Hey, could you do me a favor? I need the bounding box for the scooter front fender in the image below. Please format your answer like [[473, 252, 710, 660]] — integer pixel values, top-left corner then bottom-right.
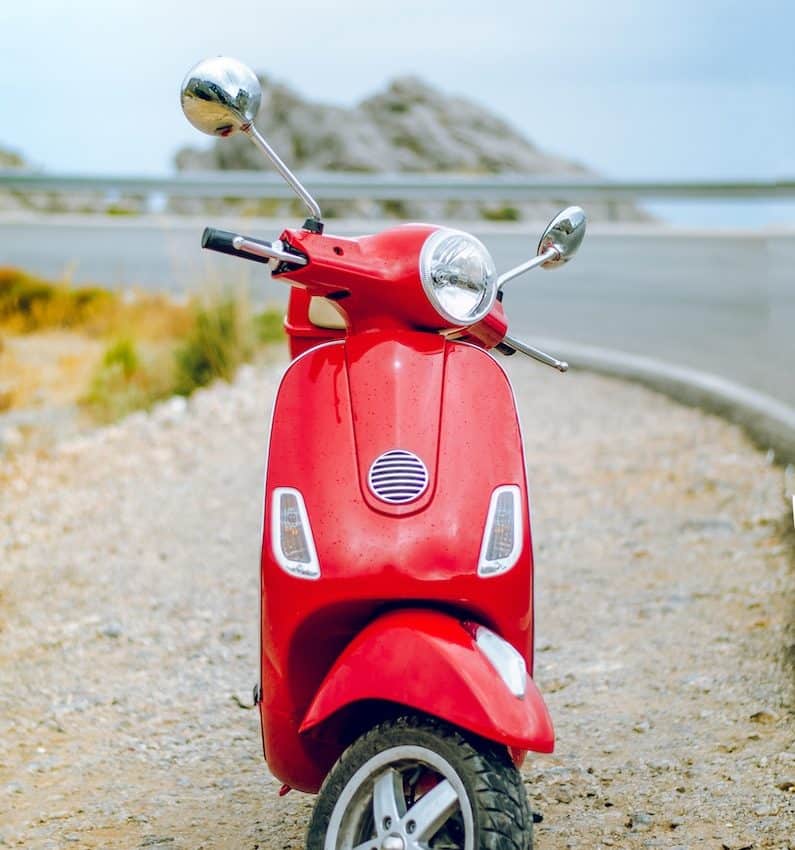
[[299, 609, 554, 754]]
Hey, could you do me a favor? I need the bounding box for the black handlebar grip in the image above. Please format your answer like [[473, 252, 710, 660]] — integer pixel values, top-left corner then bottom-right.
[[200, 227, 273, 266]]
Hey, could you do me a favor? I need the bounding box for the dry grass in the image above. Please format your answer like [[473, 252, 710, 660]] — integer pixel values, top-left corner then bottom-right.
[[0, 268, 286, 428], [0, 266, 193, 340], [0, 267, 114, 333], [0, 332, 105, 410]]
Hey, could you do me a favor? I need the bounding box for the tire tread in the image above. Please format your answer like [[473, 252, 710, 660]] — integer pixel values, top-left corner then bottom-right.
[[306, 714, 532, 850]]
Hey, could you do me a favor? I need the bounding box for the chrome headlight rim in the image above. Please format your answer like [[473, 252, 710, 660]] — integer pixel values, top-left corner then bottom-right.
[[419, 228, 498, 327]]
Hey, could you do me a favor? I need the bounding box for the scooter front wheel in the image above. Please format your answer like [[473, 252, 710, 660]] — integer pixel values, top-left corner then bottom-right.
[[306, 715, 532, 850]]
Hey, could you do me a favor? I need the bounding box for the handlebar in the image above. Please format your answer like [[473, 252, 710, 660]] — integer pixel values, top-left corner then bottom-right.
[[201, 227, 308, 267], [201, 226, 566, 373]]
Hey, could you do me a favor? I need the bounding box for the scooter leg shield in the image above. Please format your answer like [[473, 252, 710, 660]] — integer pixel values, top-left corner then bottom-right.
[[299, 609, 554, 754]]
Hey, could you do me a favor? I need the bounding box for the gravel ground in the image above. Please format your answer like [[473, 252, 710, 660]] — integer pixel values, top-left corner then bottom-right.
[[0, 354, 792, 849]]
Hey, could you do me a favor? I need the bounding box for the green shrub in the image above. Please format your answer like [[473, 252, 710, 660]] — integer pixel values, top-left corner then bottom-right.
[[173, 294, 253, 396], [83, 338, 173, 422], [101, 338, 139, 378], [482, 205, 521, 222], [253, 308, 285, 344]]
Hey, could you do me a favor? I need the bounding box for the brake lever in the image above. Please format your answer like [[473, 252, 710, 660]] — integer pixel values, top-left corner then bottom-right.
[[232, 236, 308, 266], [501, 333, 569, 372]]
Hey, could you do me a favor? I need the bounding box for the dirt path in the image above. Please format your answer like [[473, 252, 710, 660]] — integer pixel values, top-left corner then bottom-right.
[[0, 359, 792, 849]]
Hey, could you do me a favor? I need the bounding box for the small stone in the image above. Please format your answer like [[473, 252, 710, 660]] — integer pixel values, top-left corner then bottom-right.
[[775, 779, 794, 791], [99, 621, 123, 639], [749, 710, 777, 725], [680, 517, 734, 534], [633, 720, 651, 733], [219, 627, 243, 643], [683, 674, 713, 693], [626, 812, 653, 830], [545, 675, 574, 693], [753, 803, 777, 817], [230, 693, 255, 710]]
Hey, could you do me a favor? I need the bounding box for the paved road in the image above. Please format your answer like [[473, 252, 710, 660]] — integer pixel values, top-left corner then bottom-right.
[[1, 215, 792, 408]]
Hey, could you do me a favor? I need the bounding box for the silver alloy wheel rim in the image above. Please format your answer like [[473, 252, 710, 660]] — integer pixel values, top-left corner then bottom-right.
[[323, 745, 475, 850]]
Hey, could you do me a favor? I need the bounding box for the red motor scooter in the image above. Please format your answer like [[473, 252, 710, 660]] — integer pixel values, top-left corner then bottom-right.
[[182, 57, 586, 850]]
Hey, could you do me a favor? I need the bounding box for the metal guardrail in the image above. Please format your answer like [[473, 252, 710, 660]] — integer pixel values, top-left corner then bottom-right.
[[1, 170, 794, 202]]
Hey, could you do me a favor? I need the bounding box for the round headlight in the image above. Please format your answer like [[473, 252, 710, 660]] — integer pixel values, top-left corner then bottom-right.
[[419, 229, 497, 326]]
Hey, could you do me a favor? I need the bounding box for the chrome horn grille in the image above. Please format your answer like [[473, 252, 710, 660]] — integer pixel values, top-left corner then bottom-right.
[[367, 450, 429, 504]]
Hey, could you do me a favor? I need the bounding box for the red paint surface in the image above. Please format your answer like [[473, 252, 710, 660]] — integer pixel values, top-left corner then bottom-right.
[[300, 609, 554, 752], [278, 224, 509, 351], [259, 333, 544, 792], [247, 223, 548, 793]]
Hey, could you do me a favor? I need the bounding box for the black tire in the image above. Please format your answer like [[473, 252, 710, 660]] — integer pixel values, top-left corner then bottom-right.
[[306, 715, 532, 850]]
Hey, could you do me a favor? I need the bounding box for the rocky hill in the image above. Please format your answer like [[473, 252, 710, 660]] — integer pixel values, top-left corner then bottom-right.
[[0, 144, 25, 169], [175, 75, 644, 222]]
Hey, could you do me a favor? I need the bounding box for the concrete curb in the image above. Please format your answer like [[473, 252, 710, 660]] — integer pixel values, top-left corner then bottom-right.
[[534, 338, 795, 467]]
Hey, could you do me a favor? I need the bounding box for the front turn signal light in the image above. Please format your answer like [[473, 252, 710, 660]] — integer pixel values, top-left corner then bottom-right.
[[271, 487, 320, 579], [468, 623, 527, 698], [477, 485, 522, 577]]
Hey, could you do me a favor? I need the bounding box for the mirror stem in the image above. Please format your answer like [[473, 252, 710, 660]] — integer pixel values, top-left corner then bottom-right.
[[502, 334, 569, 372], [497, 246, 558, 290], [245, 125, 323, 224]]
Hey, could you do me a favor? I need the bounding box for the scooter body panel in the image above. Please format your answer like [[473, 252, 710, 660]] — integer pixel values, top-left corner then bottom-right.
[[300, 608, 554, 751], [259, 330, 541, 792]]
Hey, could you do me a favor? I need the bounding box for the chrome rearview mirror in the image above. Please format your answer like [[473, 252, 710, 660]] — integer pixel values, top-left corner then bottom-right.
[[497, 205, 587, 289], [180, 57, 323, 227], [181, 56, 262, 137], [537, 206, 586, 268]]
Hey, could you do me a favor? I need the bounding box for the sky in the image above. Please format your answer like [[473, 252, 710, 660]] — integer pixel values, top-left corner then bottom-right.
[[1, 0, 793, 223]]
